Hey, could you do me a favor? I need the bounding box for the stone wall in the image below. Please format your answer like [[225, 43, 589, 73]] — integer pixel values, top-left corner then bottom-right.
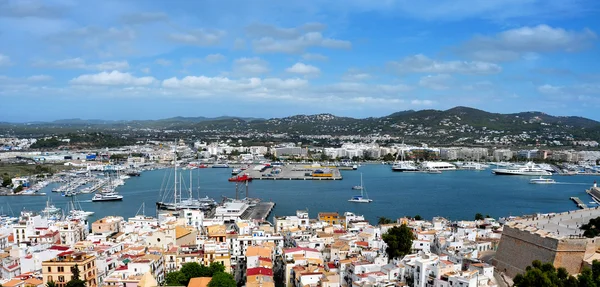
[[494, 226, 561, 277]]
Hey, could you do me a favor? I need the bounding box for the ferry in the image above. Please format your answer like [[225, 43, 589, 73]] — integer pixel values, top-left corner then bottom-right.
[[530, 177, 556, 184], [421, 161, 457, 171], [213, 163, 229, 168]]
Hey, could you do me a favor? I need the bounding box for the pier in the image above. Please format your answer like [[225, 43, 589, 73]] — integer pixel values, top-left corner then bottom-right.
[[570, 197, 588, 209], [241, 164, 343, 181], [242, 202, 275, 221]]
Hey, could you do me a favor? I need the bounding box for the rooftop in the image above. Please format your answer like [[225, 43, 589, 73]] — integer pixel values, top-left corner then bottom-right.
[[506, 208, 600, 238]]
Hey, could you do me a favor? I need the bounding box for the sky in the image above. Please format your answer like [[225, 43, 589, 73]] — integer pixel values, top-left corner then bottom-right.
[[1, 0, 599, 122]]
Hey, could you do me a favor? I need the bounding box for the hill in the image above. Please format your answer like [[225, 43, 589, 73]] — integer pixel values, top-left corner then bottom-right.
[[1, 107, 600, 145]]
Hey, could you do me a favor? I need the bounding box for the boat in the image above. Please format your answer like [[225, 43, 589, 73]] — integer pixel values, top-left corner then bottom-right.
[[228, 174, 253, 182], [198, 164, 208, 168], [492, 162, 552, 176], [352, 165, 358, 170], [232, 168, 241, 175], [421, 161, 457, 171], [391, 144, 419, 172], [427, 168, 442, 174], [349, 174, 373, 203], [156, 150, 217, 211], [212, 163, 229, 168], [92, 192, 123, 202], [529, 177, 556, 184], [126, 171, 141, 177], [42, 199, 61, 214], [460, 162, 489, 170], [352, 173, 364, 190]]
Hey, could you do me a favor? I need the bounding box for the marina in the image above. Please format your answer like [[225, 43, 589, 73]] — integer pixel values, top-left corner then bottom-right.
[[570, 197, 588, 209], [2, 164, 599, 223], [240, 164, 343, 180]]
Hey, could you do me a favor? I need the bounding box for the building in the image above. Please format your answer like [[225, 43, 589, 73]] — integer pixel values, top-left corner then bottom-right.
[[91, 216, 123, 236], [494, 209, 600, 277], [318, 212, 340, 226], [42, 252, 98, 287]]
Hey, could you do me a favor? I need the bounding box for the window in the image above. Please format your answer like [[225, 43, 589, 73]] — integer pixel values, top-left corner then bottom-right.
[[48, 267, 52, 272], [58, 276, 65, 282], [58, 267, 64, 272], [48, 276, 53, 282]]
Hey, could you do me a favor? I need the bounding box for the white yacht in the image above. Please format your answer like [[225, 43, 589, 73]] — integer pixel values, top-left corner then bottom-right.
[[530, 177, 556, 184], [392, 161, 419, 172], [421, 161, 457, 171], [492, 162, 552, 176], [349, 174, 372, 203], [460, 162, 489, 170], [92, 192, 123, 202], [42, 199, 61, 215]]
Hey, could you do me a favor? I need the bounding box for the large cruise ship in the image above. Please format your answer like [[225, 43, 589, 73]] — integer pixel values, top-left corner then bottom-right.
[[492, 162, 552, 176]]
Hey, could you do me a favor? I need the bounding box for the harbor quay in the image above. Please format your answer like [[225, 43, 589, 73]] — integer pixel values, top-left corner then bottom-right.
[[240, 164, 343, 180]]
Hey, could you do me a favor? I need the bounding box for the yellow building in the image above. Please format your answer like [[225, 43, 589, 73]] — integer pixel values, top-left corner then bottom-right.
[[318, 212, 340, 226], [42, 252, 98, 287]]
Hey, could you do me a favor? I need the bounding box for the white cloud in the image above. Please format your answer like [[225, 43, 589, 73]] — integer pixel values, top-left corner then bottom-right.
[[411, 99, 435, 105], [253, 32, 351, 54], [302, 53, 328, 61], [388, 54, 501, 74], [285, 63, 320, 75], [27, 75, 52, 81], [141, 67, 151, 74], [205, 53, 226, 63], [120, 12, 168, 24], [342, 69, 371, 81], [70, 70, 156, 86], [233, 38, 246, 50], [95, 61, 130, 70], [155, 59, 172, 66], [233, 57, 270, 75], [168, 29, 225, 46], [0, 54, 11, 66], [459, 25, 597, 62], [33, 58, 130, 70], [245, 22, 326, 39], [419, 74, 452, 90], [538, 83, 600, 100]]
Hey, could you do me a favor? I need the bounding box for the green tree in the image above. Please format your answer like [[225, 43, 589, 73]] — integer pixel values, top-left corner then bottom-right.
[[319, 153, 329, 161], [382, 224, 414, 260], [13, 185, 23, 193], [208, 272, 236, 287], [2, 175, 11, 187], [475, 213, 484, 221], [414, 215, 422, 220], [377, 217, 394, 225], [513, 260, 580, 287], [209, 262, 225, 275], [65, 265, 86, 287], [581, 217, 600, 238], [165, 271, 187, 286], [382, 153, 395, 162], [46, 281, 57, 287]]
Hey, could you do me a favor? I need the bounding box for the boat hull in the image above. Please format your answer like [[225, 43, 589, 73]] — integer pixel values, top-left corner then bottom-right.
[[492, 170, 552, 176], [92, 197, 123, 202]]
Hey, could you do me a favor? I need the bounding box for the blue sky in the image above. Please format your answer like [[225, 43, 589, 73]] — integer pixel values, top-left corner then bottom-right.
[[1, 0, 599, 121]]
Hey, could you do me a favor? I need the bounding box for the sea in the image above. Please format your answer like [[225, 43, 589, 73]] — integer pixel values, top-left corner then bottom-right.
[[1, 164, 598, 224]]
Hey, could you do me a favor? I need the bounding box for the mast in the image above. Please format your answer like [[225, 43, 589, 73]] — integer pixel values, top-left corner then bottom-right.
[[189, 168, 193, 200], [174, 149, 178, 206]]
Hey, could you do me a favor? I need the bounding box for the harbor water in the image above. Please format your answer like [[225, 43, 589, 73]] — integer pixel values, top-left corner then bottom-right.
[[1, 164, 597, 223]]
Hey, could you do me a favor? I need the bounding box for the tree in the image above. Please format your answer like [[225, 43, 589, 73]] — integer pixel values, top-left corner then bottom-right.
[[475, 213, 484, 221], [208, 272, 236, 287], [13, 185, 24, 193], [378, 217, 394, 225], [414, 215, 422, 220], [209, 262, 225, 275], [319, 153, 329, 161], [1, 176, 11, 187], [65, 265, 85, 287], [513, 260, 586, 287], [382, 224, 414, 259], [165, 271, 187, 286], [46, 281, 57, 287], [581, 217, 600, 238]]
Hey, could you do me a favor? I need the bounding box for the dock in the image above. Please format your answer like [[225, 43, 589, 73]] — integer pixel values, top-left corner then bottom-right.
[[242, 202, 275, 221], [570, 197, 588, 209], [241, 164, 343, 180]]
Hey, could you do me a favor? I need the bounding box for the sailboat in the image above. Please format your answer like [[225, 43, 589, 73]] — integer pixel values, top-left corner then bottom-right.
[[352, 173, 364, 190], [156, 149, 216, 212], [68, 195, 95, 219], [349, 173, 373, 203]]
